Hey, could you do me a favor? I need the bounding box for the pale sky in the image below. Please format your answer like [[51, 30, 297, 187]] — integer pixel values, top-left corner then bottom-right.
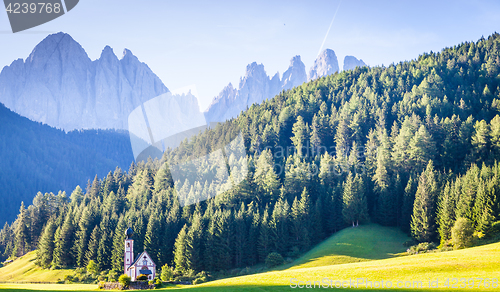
[[1, 0, 499, 110]]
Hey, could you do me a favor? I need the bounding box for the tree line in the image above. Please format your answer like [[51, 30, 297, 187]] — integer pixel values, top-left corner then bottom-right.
[[1, 33, 500, 276]]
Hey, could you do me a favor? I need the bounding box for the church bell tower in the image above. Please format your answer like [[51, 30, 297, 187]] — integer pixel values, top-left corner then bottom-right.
[[124, 226, 134, 275]]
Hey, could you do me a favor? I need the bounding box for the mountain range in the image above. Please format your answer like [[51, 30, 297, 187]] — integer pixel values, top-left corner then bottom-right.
[[0, 32, 366, 130], [205, 49, 367, 123]]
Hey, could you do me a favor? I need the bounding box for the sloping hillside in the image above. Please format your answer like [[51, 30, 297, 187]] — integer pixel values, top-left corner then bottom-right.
[[194, 241, 500, 291], [0, 251, 73, 283], [288, 224, 410, 269]]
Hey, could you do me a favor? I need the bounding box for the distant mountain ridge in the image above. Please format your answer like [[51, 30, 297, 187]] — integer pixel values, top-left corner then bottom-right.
[[205, 49, 366, 123], [343, 56, 367, 71], [0, 32, 168, 131], [205, 56, 307, 123]]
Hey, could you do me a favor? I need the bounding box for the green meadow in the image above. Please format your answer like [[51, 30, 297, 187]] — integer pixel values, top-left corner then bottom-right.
[[0, 224, 498, 291]]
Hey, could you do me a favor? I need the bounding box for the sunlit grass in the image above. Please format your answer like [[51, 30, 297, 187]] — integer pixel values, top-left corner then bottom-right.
[[1, 225, 499, 291], [287, 224, 410, 269], [0, 252, 73, 283]]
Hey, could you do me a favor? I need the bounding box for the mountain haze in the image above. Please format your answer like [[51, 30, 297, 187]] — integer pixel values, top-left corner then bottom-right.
[[206, 50, 347, 123], [343, 55, 367, 71], [0, 32, 168, 131]]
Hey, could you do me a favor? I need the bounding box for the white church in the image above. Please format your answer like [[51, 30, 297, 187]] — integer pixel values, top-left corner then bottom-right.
[[124, 226, 157, 281]]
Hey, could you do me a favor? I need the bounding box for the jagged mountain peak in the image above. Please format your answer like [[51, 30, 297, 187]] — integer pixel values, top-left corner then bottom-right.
[[308, 48, 339, 81], [343, 55, 367, 71], [281, 55, 307, 91], [27, 32, 89, 66]]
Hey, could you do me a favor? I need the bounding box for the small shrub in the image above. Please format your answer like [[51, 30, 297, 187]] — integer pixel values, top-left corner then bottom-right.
[[161, 264, 175, 281], [118, 274, 131, 288], [406, 242, 437, 255], [87, 260, 99, 276], [265, 252, 284, 268], [137, 274, 149, 281], [238, 267, 252, 276], [107, 269, 120, 282], [148, 280, 155, 285], [155, 278, 162, 285], [193, 278, 205, 285], [452, 217, 474, 249], [63, 274, 74, 284], [287, 246, 301, 258]]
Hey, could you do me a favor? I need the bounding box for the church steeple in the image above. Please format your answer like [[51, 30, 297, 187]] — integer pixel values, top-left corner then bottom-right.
[[124, 224, 134, 275], [125, 226, 133, 239]]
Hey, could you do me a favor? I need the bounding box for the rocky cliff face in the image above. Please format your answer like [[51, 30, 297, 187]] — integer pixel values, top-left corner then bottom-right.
[[0, 32, 168, 131], [205, 56, 307, 123], [343, 55, 367, 71], [308, 49, 339, 81]]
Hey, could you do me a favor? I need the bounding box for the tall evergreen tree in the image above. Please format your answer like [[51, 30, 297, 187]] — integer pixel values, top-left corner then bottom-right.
[[437, 182, 456, 244], [411, 161, 439, 242], [36, 219, 57, 268], [12, 202, 30, 257], [342, 173, 368, 226]]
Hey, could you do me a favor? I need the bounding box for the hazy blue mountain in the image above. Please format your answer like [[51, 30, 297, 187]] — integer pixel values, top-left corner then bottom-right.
[[205, 56, 307, 123], [343, 55, 367, 71], [0, 32, 168, 131]]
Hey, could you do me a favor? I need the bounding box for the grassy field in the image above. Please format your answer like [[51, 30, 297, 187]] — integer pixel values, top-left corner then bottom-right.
[[190, 241, 500, 291], [0, 252, 73, 283], [0, 224, 498, 291], [286, 224, 410, 269]]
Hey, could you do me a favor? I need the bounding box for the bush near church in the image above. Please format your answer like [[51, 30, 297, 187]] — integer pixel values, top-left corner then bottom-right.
[[118, 274, 131, 288]]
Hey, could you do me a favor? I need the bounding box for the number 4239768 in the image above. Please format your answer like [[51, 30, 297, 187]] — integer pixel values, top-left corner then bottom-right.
[[5, 2, 62, 14]]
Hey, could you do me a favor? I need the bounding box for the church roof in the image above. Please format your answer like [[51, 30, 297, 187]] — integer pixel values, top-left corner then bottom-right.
[[129, 250, 156, 269]]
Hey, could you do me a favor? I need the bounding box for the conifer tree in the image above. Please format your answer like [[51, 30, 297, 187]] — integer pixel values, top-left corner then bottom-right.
[[12, 202, 30, 257], [342, 173, 368, 226], [173, 224, 189, 272], [85, 226, 100, 265], [474, 180, 496, 234], [291, 116, 309, 156], [437, 182, 456, 244], [411, 161, 439, 242], [53, 210, 76, 267], [111, 216, 126, 272], [409, 125, 436, 172], [185, 213, 204, 271], [258, 207, 272, 262], [36, 219, 57, 268], [97, 216, 113, 271]]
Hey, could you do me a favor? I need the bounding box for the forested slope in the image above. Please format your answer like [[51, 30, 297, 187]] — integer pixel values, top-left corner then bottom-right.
[[1, 34, 500, 281], [0, 102, 134, 225]]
